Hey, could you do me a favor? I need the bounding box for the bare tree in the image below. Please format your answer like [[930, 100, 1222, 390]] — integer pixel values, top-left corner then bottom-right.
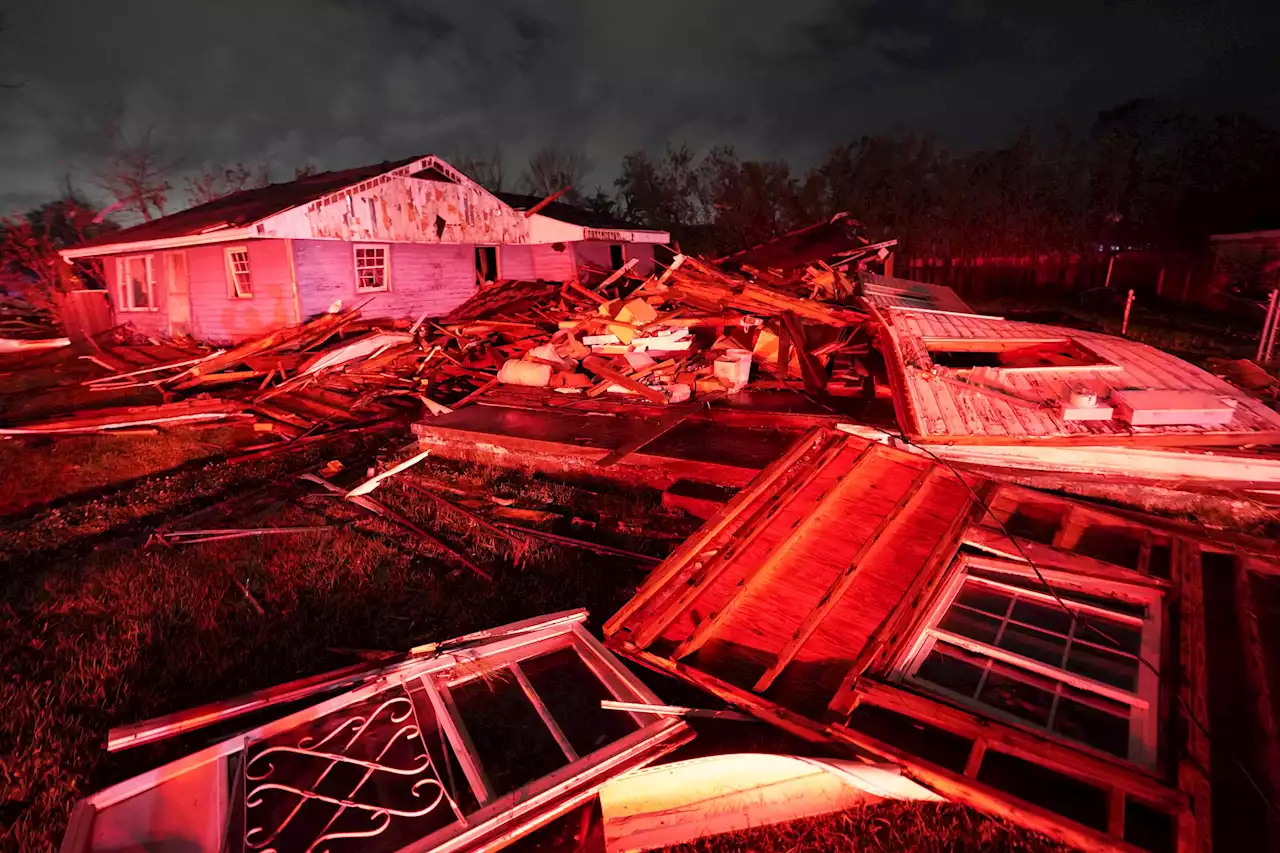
[[185, 162, 271, 205], [94, 123, 175, 223], [451, 148, 505, 192], [521, 146, 591, 200]]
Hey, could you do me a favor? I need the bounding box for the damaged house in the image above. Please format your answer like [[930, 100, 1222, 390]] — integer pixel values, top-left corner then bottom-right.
[[58, 156, 668, 343]]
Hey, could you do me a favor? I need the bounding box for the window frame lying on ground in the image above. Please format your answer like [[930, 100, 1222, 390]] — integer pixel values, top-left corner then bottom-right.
[[60, 610, 689, 853], [224, 246, 253, 299], [892, 554, 1163, 769], [115, 254, 156, 312], [354, 243, 390, 293]]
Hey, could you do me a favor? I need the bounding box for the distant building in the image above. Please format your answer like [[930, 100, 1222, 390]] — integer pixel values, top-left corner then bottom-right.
[[59, 156, 668, 342]]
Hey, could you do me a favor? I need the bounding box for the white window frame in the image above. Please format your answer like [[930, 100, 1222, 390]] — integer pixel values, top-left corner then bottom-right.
[[894, 555, 1162, 768], [353, 243, 390, 293], [224, 246, 253, 299], [115, 255, 157, 312]]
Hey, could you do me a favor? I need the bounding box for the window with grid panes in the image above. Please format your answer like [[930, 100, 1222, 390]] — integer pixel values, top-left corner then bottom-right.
[[897, 560, 1161, 767], [355, 245, 389, 291]]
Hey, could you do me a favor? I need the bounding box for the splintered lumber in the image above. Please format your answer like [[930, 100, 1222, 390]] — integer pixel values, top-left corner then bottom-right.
[[0, 400, 249, 435], [582, 356, 667, 404], [398, 478, 520, 544], [301, 473, 492, 580], [599, 700, 754, 721], [778, 311, 827, 391], [158, 526, 335, 545], [495, 522, 661, 564], [346, 449, 432, 497]]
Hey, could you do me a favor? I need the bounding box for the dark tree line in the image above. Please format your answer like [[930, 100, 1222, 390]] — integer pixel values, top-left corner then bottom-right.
[[606, 99, 1280, 259]]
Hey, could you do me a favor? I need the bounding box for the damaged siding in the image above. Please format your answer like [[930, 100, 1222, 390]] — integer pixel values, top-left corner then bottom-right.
[[263, 176, 531, 245], [500, 243, 577, 281], [187, 242, 294, 343], [292, 239, 475, 321]]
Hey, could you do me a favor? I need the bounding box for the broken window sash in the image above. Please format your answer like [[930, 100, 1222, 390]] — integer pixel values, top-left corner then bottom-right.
[[894, 555, 1162, 768], [226, 247, 253, 298], [63, 612, 688, 853], [117, 255, 155, 311], [355, 245, 390, 292]]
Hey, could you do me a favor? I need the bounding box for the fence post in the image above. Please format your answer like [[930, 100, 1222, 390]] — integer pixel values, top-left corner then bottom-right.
[[1122, 289, 1135, 336], [1259, 289, 1279, 364]]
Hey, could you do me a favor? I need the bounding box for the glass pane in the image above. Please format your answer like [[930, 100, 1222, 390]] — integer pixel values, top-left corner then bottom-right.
[[1053, 686, 1131, 758], [917, 643, 986, 697], [978, 666, 1054, 726], [939, 606, 1002, 644], [999, 622, 1068, 667], [955, 582, 1012, 617], [1074, 619, 1142, 656], [243, 685, 458, 853], [1066, 643, 1139, 691], [450, 667, 568, 797], [1010, 597, 1072, 635], [519, 647, 639, 757]]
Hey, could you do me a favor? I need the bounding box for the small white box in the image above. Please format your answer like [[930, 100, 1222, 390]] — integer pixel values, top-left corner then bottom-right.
[[1111, 390, 1237, 427]]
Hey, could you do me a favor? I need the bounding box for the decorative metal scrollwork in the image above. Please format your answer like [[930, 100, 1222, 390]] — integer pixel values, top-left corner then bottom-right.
[[245, 695, 449, 853]]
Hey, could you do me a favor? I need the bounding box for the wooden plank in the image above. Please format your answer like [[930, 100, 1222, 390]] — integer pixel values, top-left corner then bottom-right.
[[668, 443, 877, 661], [398, 479, 520, 544], [582, 356, 668, 404], [751, 465, 935, 692], [595, 404, 704, 468], [424, 679, 495, 806], [631, 436, 855, 650], [778, 310, 827, 391], [1173, 540, 1212, 853], [833, 479, 984, 693], [1234, 557, 1280, 846], [604, 428, 833, 638]]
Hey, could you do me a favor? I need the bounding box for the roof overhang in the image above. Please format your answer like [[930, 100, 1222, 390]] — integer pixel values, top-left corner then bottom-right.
[[525, 213, 668, 245], [59, 227, 258, 261]]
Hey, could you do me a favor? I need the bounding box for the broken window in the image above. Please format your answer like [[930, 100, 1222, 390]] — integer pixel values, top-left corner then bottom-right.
[[897, 557, 1161, 767], [116, 255, 154, 311], [925, 338, 1110, 371], [225, 247, 252, 298], [60, 612, 688, 853], [355, 245, 389, 292], [474, 246, 498, 283]]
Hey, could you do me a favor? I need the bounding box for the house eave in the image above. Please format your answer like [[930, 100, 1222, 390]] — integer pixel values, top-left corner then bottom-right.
[[59, 228, 259, 261]]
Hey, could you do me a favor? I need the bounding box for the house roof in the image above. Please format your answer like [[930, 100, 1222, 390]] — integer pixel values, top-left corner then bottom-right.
[[493, 192, 646, 231], [72, 158, 421, 251]]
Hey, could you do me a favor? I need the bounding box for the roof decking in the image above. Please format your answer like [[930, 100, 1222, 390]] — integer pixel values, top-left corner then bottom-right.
[[880, 307, 1280, 446]]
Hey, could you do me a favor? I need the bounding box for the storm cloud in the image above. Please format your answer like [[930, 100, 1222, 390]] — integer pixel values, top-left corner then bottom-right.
[[1, 0, 1278, 215]]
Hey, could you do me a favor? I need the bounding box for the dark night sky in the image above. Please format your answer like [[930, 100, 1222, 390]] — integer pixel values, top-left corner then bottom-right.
[[2, 0, 1278, 216]]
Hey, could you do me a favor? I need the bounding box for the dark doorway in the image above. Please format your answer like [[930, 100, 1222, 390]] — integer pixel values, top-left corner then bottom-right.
[[609, 244, 625, 271], [475, 246, 498, 283]]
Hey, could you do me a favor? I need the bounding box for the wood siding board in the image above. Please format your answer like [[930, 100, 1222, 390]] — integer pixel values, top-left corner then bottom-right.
[[753, 464, 938, 693], [186, 242, 294, 342], [1174, 540, 1212, 853]]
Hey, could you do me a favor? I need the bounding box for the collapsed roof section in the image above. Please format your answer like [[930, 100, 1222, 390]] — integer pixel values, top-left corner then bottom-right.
[[61, 610, 690, 853], [605, 426, 1280, 853]]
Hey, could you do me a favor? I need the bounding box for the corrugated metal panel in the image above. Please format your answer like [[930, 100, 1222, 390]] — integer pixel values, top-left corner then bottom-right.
[[186, 242, 295, 343]]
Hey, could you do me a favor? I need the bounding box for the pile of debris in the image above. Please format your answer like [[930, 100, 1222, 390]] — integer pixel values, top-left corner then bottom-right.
[[0, 295, 69, 352], [0, 254, 883, 445]]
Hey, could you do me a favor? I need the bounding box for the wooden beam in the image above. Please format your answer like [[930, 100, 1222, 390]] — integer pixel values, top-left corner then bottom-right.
[[603, 428, 832, 638], [582, 356, 667, 404], [595, 404, 704, 468], [751, 465, 935, 692], [1173, 540, 1212, 853], [1234, 556, 1280, 847], [669, 443, 876, 661], [778, 310, 827, 391]]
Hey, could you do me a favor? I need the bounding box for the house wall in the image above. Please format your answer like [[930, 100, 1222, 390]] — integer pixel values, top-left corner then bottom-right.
[[263, 174, 531, 245], [186, 241, 296, 343], [105, 251, 168, 338], [293, 239, 476, 322], [500, 243, 577, 281], [572, 241, 657, 277]]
